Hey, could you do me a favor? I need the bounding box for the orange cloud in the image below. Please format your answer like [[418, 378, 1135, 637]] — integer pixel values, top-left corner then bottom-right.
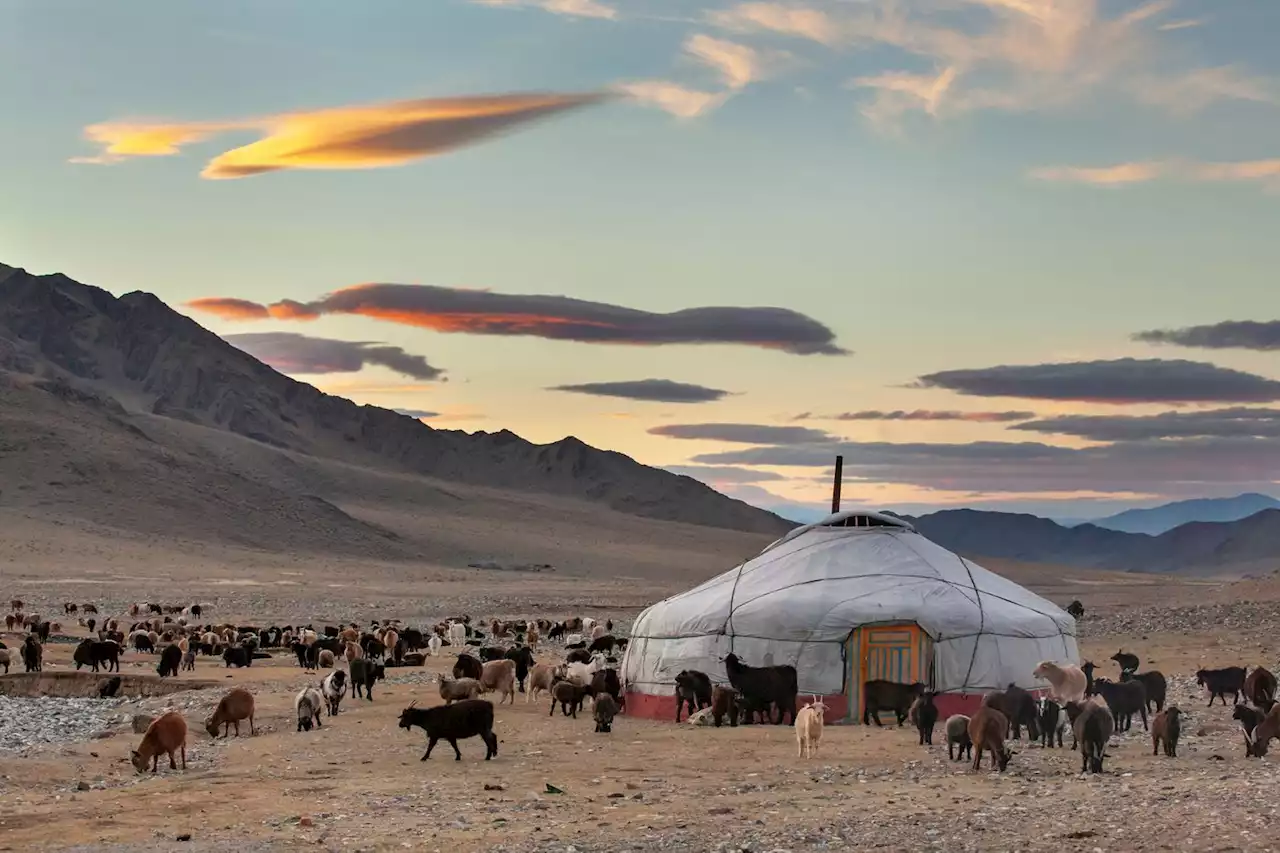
[[1031, 158, 1280, 188], [186, 297, 270, 319], [74, 92, 610, 179]]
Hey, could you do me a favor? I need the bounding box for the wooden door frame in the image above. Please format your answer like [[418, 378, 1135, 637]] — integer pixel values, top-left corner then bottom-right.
[[843, 621, 935, 723]]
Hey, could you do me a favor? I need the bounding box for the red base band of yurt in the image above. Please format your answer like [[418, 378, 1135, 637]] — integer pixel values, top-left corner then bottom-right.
[[619, 510, 1079, 724]]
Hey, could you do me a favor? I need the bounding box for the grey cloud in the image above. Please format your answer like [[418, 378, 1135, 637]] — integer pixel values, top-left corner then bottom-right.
[[1013, 407, 1280, 441], [224, 332, 444, 380], [396, 409, 441, 420], [823, 409, 1036, 423], [549, 379, 730, 403], [916, 358, 1280, 403], [1134, 320, 1280, 351], [664, 465, 788, 484], [691, 436, 1280, 495], [649, 423, 834, 444], [195, 284, 847, 355]]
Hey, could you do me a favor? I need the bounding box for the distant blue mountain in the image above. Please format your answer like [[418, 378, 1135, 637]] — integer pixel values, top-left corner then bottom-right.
[[1090, 493, 1280, 535]]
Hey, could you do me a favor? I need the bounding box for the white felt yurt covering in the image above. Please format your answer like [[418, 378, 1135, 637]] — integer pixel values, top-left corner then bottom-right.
[[622, 510, 1078, 701]]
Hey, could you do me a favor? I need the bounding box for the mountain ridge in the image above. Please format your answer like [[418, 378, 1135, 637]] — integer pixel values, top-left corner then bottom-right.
[[1088, 492, 1280, 535]]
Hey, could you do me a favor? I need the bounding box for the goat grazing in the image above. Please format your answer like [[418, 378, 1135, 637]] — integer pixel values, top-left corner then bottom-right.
[[1196, 666, 1247, 707], [131, 711, 188, 774], [795, 696, 828, 758], [946, 714, 972, 761], [1152, 706, 1181, 757], [205, 688, 256, 738], [968, 707, 1012, 772], [398, 699, 498, 761]]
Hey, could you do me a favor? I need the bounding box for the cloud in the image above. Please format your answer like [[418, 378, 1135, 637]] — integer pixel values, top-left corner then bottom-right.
[[1126, 66, 1278, 114], [396, 409, 441, 420], [223, 332, 445, 380], [1013, 407, 1280, 441], [664, 464, 788, 484], [1157, 18, 1203, 32], [850, 67, 958, 130], [821, 409, 1037, 423], [187, 283, 848, 355], [75, 91, 610, 178], [1030, 158, 1280, 189], [915, 358, 1280, 404], [548, 378, 730, 403], [691, 436, 1280, 495], [1134, 320, 1280, 352], [684, 34, 776, 90], [614, 81, 728, 117], [708, 3, 843, 46], [472, 0, 617, 19], [648, 423, 834, 444]]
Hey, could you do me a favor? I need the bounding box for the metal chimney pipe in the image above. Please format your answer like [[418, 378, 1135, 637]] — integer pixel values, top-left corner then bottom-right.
[[831, 455, 844, 514]]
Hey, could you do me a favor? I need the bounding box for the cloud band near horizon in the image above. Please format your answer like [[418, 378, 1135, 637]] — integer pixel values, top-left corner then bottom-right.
[[188, 283, 847, 354], [549, 378, 730, 403], [224, 332, 444, 380]]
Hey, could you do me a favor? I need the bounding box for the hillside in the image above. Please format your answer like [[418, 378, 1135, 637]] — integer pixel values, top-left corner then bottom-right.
[[0, 262, 790, 542], [0, 262, 794, 580], [1090, 493, 1280, 535], [907, 507, 1280, 576]]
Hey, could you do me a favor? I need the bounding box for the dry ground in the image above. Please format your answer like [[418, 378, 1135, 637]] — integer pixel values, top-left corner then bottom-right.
[[3, 559, 1280, 852]]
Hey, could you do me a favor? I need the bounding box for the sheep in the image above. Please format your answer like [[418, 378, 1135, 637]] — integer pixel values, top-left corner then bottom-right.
[[1120, 669, 1168, 713], [863, 680, 924, 727], [1068, 700, 1115, 773], [205, 687, 256, 738], [453, 653, 483, 680], [526, 663, 556, 704], [724, 653, 798, 725], [1245, 666, 1277, 707], [295, 687, 323, 732], [968, 706, 1013, 772], [447, 622, 466, 648], [946, 714, 972, 761], [322, 670, 347, 716], [428, 634, 442, 656], [551, 678, 589, 718], [1233, 703, 1266, 755], [1151, 706, 1181, 757], [479, 659, 517, 705], [131, 711, 188, 774], [438, 674, 484, 704], [594, 694, 620, 732], [1196, 666, 1247, 707], [398, 699, 498, 761], [1092, 678, 1149, 732], [350, 659, 386, 701], [318, 649, 336, 669], [1038, 698, 1067, 748], [1111, 649, 1140, 674], [1032, 661, 1087, 703], [795, 696, 828, 758], [909, 691, 939, 745], [157, 644, 182, 678], [1245, 704, 1280, 757], [711, 685, 740, 727]]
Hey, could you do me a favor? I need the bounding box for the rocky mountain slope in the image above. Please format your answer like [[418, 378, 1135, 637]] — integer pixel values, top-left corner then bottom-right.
[[906, 507, 1280, 576], [0, 262, 791, 561]]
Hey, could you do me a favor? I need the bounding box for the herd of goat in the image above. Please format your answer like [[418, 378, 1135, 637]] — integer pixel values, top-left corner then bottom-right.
[[5, 599, 1280, 777]]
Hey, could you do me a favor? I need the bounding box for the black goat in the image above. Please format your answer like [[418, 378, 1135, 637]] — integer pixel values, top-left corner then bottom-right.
[[1110, 649, 1139, 674], [1067, 700, 1114, 773], [453, 653, 483, 680], [588, 635, 620, 654], [1120, 669, 1167, 713], [398, 699, 498, 761], [674, 670, 712, 722], [1197, 666, 1247, 707], [73, 639, 121, 673], [506, 646, 536, 692], [350, 659, 386, 700], [222, 646, 252, 668], [478, 646, 506, 663], [156, 644, 182, 678], [909, 691, 939, 745], [22, 636, 42, 672], [1245, 666, 1277, 707], [1093, 678, 1149, 732], [551, 678, 589, 718], [1066, 600, 1084, 619], [98, 676, 122, 698], [999, 684, 1040, 741], [724, 653, 797, 725], [864, 680, 925, 727], [1233, 703, 1266, 756], [1038, 699, 1065, 748], [565, 648, 592, 665]]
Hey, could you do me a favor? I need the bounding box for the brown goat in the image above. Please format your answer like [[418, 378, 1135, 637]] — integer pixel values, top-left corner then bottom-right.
[[711, 685, 740, 727], [1245, 703, 1280, 756], [479, 659, 517, 705], [968, 706, 1012, 772], [131, 711, 188, 773], [1151, 706, 1181, 757], [205, 688, 256, 738]]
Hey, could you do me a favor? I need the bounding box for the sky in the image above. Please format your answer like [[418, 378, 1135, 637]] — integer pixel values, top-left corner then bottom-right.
[[3, 0, 1280, 522]]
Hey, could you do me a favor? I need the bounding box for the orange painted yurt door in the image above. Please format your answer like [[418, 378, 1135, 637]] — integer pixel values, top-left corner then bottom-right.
[[845, 623, 933, 724]]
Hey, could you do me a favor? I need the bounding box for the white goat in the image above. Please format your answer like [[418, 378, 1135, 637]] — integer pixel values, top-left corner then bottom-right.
[[427, 634, 442, 656], [795, 695, 828, 758]]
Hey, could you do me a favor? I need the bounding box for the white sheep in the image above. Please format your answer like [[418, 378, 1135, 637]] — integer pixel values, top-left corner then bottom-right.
[[795, 695, 828, 758], [427, 634, 442, 656]]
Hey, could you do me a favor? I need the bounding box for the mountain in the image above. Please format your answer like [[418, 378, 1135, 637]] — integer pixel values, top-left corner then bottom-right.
[[0, 262, 791, 572], [1089, 493, 1280, 535], [906, 507, 1280, 576]]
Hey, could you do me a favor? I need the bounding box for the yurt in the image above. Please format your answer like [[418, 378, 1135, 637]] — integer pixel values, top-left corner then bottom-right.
[[621, 509, 1078, 722]]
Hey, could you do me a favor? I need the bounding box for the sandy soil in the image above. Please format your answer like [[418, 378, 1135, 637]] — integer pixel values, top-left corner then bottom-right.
[[2, 560, 1280, 853]]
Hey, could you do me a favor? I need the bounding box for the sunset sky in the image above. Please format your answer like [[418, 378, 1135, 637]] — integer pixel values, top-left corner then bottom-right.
[[3, 0, 1279, 520]]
